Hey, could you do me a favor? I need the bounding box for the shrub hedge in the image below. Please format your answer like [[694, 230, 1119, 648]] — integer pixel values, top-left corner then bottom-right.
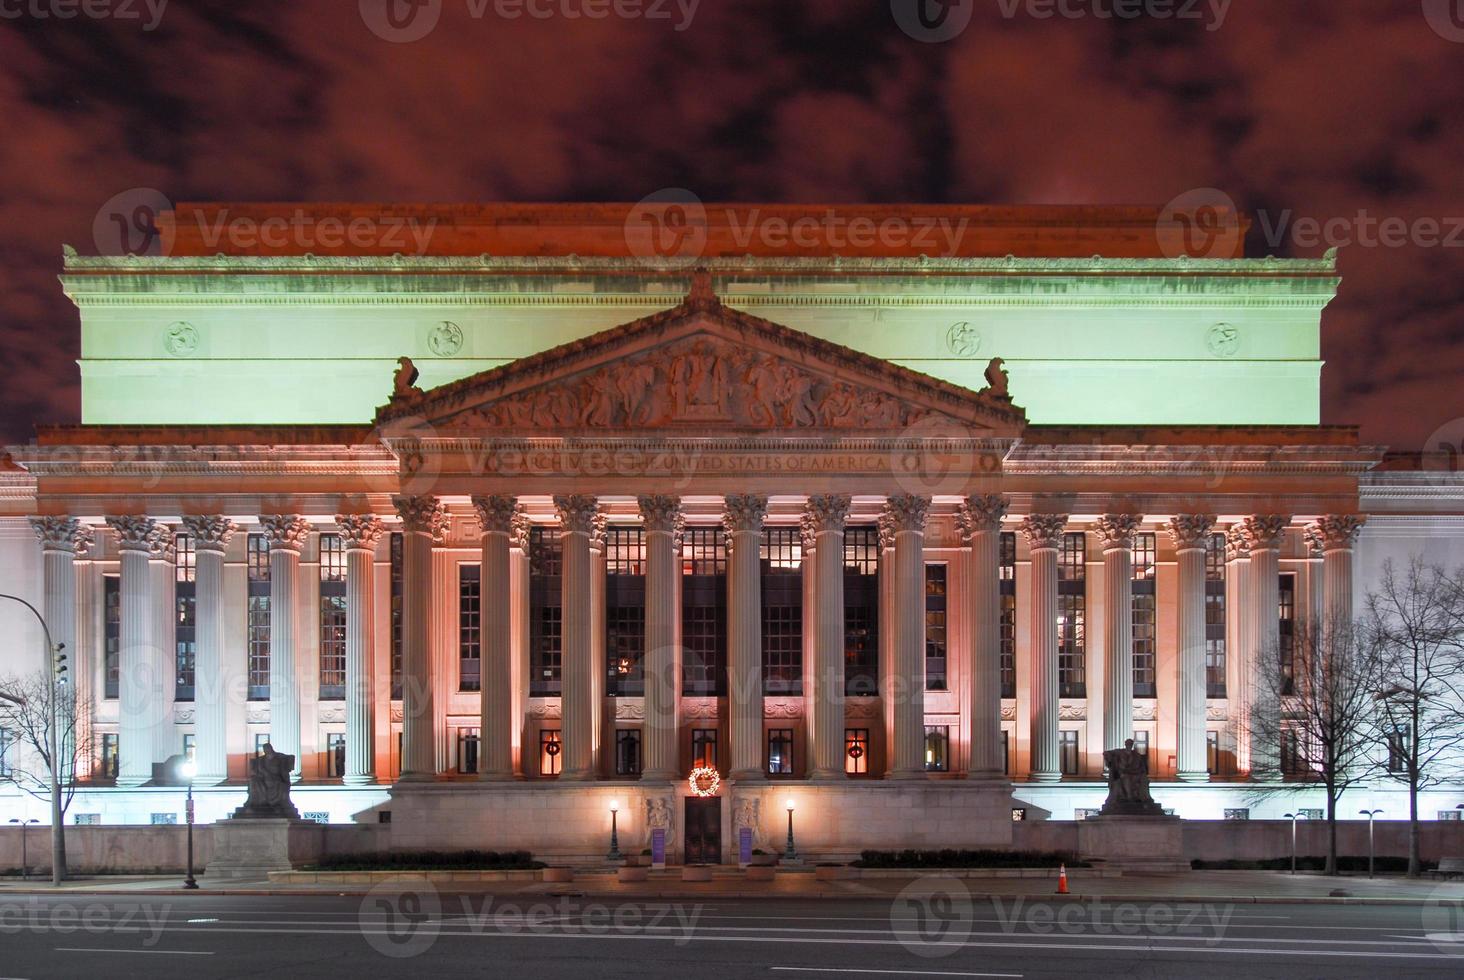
[[853, 849, 1090, 869]]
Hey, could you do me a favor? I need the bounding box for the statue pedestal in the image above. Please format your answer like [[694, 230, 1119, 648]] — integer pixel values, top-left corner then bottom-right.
[[207, 818, 322, 879], [1077, 815, 1188, 873]]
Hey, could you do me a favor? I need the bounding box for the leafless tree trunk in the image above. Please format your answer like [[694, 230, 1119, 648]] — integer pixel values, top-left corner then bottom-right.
[[0, 670, 90, 881]]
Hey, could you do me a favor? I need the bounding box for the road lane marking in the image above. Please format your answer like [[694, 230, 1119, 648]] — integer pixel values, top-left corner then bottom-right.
[[54, 948, 214, 956], [772, 969, 1021, 977]]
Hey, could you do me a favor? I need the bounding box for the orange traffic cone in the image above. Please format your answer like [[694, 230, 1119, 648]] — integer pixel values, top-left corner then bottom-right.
[[1056, 863, 1069, 895]]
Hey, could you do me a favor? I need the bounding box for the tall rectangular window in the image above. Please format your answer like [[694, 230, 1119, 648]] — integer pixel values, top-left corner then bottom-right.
[[246, 534, 271, 700], [0, 728, 11, 777], [844, 728, 869, 775], [1280, 728, 1304, 775], [1206, 730, 1220, 775], [1000, 532, 1016, 698], [319, 534, 347, 700], [691, 728, 718, 769], [456, 728, 479, 774], [530, 527, 563, 697], [103, 574, 120, 699], [1000, 730, 1010, 775], [767, 728, 794, 776], [459, 564, 481, 692], [1205, 533, 1226, 696], [539, 729, 562, 776], [1132, 532, 1157, 698], [924, 725, 950, 772], [390, 532, 403, 699], [761, 528, 803, 696], [1278, 573, 1297, 695], [174, 533, 197, 701], [606, 526, 645, 697], [101, 733, 119, 779], [1131, 729, 1150, 761], [615, 729, 642, 777], [1058, 730, 1080, 775], [844, 526, 879, 696], [327, 732, 347, 778], [682, 527, 727, 696], [1058, 533, 1086, 697], [924, 564, 948, 691]]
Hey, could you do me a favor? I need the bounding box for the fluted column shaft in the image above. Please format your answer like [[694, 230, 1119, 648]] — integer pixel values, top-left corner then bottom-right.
[[555, 495, 599, 780], [1096, 515, 1139, 753], [181, 517, 235, 785], [337, 515, 383, 786], [725, 495, 768, 780], [393, 498, 443, 781], [1241, 516, 1288, 777], [1312, 516, 1365, 634], [261, 515, 309, 778], [1226, 528, 1254, 774], [1170, 515, 1215, 782], [958, 497, 1008, 779], [472, 497, 519, 780], [150, 533, 177, 766], [805, 496, 850, 780], [886, 495, 931, 779], [639, 495, 683, 780], [107, 516, 156, 787], [31, 518, 87, 784], [1023, 514, 1067, 783]]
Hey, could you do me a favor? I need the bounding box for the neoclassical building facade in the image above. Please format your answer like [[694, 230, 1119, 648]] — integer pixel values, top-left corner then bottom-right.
[[2, 204, 1461, 855]]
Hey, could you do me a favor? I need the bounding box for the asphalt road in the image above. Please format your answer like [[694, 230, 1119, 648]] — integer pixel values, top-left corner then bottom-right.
[[1, 892, 1462, 978]]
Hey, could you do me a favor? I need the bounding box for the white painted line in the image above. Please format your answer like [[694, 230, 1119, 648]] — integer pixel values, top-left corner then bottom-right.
[[772, 969, 1021, 977], [54, 948, 214, 956]]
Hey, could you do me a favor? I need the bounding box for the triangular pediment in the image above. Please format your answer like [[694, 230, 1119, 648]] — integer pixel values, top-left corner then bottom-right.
[[377, 277, 1026, 436]]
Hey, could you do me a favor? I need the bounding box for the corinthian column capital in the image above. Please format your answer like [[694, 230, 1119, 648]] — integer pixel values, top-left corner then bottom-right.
[[1093, 514, 1142, 552], [260, 514, 312, 551], [182, 516, 238, 553], [148, 525, 177, 563], [1165, 514, 1216, 551], [803, 494, 852, 535], [553, 494, 601, 536], [392, 496, 448, 540], [1225, 524, 1250, 560], [637, 495, 684, 534], [31, 516, 91, 555], [722, 494, 769, 535], [881, 494, 931, 534], [106, 515, 159, 552], [1239, 514, 1290, 552], [1020, 513, 1068, 551], [955, 494, 1009, 539], [471, 495, 523, 536], [335, 514, 386, 550], [1307, 514, 1366, 551]]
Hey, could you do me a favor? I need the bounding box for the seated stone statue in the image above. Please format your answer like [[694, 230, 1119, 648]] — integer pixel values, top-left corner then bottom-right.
[[1099, 739, 1165, 816], [232, 743, 300, 819]]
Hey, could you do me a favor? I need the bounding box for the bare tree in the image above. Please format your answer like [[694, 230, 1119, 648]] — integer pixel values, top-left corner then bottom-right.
[[0, 670, 91, 880], [1248, 614, 1386, 874], [1366, 558, 1464, 876]]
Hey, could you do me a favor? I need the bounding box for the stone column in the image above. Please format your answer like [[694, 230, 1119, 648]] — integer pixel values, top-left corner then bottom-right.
[[392, 497, 446, 782], [1168, 514, 1215, 783], [260, 515, 310, 778], [1225, 526, 1253, 774], [30, 517, 87, 783], [884, 494, 932, 780], [956, 495, 1008, 779], [336, 514, 385, 785], [1309, 516, 1365, 634], [1094, 515, 1140, 754], [472, 496, 521, 781], [803, 495, 851, 780], [149, 528, 177, 766], [724, 495, 768, 780], [180, 516, 236, 785], [590, 513, 607, 771], [510, 513, 532, 776], [639, 495, 684, 781], [555, 494, 600, 781], [105, 516, 157, 787], [1240, 515, 1289, 777], [1021, 514, 1067, 783]]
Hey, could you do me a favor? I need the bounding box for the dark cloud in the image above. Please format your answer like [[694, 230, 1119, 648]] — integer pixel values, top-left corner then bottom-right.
[[1, 0, 1461, 447]]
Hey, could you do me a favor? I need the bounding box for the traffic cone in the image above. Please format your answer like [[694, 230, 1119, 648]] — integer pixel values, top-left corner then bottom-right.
[[1056, 863, 1069, 895]]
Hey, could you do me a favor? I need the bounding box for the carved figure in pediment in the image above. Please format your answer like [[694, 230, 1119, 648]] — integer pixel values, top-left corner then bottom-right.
[[820, 382, 860, 427], [581, 369, 615, 426], [393, 356, 421, 401], [745, 357, 781, 426], [860, 389, 902, 428], [779, 365, 817, 426], [984, 357, 1010, 399], [614, 362, 657, 424]]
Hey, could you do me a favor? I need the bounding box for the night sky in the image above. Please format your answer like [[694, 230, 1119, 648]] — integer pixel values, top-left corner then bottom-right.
[[2, 1, 1462, 448]]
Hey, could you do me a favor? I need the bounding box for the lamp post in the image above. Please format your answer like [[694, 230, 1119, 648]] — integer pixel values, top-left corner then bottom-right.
[[1359, 809, 1383, 879], [8, 818, 40, 880], [182, 759, 199, 889], [1283, 812, 1305, 875], [0, 593, 66, 888], [606, 800, 623, 862], [783, 799, 797, 863]]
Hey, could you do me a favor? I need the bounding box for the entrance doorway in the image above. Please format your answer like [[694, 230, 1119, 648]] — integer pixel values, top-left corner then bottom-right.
[[683, 797, 721, 864]]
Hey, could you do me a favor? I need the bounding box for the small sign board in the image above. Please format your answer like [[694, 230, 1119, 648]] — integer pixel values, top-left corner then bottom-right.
[[651, 828, 667, 869], [738, 827, 753, 867]]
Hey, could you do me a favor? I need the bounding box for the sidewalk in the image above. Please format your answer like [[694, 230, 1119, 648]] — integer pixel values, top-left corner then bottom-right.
[[2, 869, 1462, 904]]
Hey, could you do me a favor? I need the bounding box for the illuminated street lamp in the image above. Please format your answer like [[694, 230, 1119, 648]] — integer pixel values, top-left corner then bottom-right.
[[7, 818, 40, 880], [606, 800, 623, 862], [783, 799, 798, 862], [1358, 809, 1383, 878], [182, 759, 199, 889], [1283, 812, 1306, 875]]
